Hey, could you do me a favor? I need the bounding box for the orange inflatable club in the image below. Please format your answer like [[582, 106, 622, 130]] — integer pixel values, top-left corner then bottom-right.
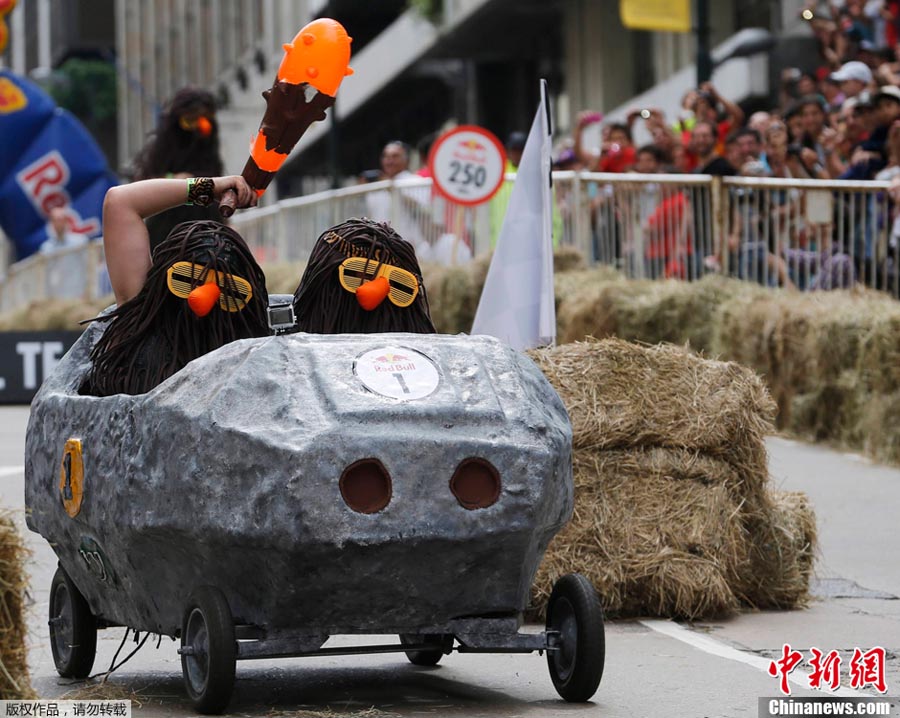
[[0, 0, 18, 55], [220, 18, 354, 217]]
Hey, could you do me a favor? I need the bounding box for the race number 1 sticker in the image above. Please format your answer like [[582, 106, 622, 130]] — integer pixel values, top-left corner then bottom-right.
[[428, 125, 507, 206], [355, 346, 440, 400]]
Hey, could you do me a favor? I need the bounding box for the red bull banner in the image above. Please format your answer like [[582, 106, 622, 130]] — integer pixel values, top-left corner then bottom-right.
[[0, 69, 117, 260]]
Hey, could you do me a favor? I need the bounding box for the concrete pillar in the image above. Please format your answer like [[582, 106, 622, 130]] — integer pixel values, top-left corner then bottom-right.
[[157, 0, 170, 102], [37, 0, 51, 69], [115, 0, 128, 172], [142, 0, 157, 138], [209, 0, 221, 80], [11, 1, 25, 74], [564, 0, 637, 115], [262, 0, 276, 62]]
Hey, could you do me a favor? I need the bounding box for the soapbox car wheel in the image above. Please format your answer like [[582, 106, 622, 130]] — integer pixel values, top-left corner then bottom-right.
[[180, 587, 236, 714], [399, 634, 450, 666], [546, 573, 605, 702], [49, 566, 97, 678]]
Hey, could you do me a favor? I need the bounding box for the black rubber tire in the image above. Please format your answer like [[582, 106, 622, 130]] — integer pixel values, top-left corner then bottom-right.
[[546, 573, 605, 702], [399, 633, 447, 666], [49, 566, 97, 678], [180, 586, 236, 715]]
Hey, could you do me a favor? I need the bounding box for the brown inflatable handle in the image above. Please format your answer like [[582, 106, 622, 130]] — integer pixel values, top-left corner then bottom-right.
[[218, 189, 237, 218]]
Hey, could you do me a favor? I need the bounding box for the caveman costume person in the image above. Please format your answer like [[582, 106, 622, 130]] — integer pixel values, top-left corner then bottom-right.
[[132, 87, 225, 253], [83, 177, 268, 397], [293, 218, 436, 334], [86, 19, 356, 395]]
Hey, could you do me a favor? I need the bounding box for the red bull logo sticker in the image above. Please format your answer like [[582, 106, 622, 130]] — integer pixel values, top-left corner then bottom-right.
[[355, 346, 439, 400]]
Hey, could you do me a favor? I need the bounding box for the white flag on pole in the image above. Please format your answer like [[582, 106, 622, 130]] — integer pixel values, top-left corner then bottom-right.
[[471, 80, 554, 350]]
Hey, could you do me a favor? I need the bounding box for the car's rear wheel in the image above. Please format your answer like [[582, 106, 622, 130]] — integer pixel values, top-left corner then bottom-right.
[[180, 586, 236, 714], [546, 573, 605, 702]]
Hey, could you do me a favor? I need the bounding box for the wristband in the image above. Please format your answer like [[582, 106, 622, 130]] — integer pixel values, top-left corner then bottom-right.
[[186, 177, 214, 207]]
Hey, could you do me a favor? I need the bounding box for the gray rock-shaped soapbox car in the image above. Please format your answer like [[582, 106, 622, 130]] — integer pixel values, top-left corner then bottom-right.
[[25, 306, 604, 712]]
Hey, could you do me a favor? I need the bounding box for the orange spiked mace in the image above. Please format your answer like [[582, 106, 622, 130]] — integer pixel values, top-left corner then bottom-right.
[[220, 19, 353, 217]]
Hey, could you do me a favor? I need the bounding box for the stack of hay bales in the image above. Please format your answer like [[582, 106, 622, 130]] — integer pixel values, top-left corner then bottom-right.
[[0, 513, 32, 699], [420, 247, 620, 335], [557, 274, 769, 352], [712, 289, 900, 463], [529, 338, 817, 619]]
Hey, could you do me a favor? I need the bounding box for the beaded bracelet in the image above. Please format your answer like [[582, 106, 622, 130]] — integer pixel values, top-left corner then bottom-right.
[[186, 177, 214, 207]]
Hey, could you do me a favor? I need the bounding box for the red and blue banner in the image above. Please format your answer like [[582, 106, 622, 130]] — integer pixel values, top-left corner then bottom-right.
[[0, 69, 117, 260]]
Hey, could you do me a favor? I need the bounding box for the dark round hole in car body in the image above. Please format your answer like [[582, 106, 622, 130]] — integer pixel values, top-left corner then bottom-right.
[[340, 459, 392, 513], [450, 458, 501, 509]]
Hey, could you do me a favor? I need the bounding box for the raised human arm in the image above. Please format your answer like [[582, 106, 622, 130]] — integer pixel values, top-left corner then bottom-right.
[[102, 176, 257, 306], [573, 110, 603, 170], [701, 82, 745, 128]]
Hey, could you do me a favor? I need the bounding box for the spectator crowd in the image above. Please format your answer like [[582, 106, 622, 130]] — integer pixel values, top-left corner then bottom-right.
[[549, 0, 900, 292]]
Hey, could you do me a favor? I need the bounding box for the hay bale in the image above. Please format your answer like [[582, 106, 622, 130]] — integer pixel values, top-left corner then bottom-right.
[[529, 337, 815, 620], [421, 247, 599, 335], [713, 289, 900, 424], [713, 291, 817, 419], [532, 449, 748, 619], [857, 313, 900, 395], [739, 490, 816, 609], [556, 274, 763, 351], [552, 245, 588, 273], [554, 268, 623, 341], [858, 391, 900, 465], [419, 262, 481, 334], [556, 277, 637, 344], [0, 513, 33, 699], [530, 338, 776, 481], [788, 371, 866, 445], [0, 297, 112, 332]]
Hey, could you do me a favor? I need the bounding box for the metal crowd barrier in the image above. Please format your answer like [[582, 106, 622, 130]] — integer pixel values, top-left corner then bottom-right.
[[0, 241, 110, 312], [553, 171, 898, 298], [230, 177, 496, 266], [2, 172, 899, 312]]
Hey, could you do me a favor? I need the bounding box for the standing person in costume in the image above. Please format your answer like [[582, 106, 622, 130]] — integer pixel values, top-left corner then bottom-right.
[[84, 176, 269, 397], [293, 218, 435, 334], [132, 88, 226, 252]]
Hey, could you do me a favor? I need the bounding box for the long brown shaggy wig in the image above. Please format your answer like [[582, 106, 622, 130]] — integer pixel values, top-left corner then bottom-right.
[[132, 87, 223, 180], [84, 221, 269, 397], [132, 87, 225, 252], [293, 218, 435, 334]]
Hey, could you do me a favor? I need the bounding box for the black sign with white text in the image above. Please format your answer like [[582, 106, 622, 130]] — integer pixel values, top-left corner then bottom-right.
[[0, 331, 83, 404]]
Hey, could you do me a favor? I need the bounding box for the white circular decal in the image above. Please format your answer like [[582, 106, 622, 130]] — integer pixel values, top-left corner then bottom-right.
[[428, 125, 507, 206], [354, 346, 440, 400]]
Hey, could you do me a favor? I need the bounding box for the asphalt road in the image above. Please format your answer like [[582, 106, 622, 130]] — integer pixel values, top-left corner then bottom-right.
[[1, 405, 898, 717]]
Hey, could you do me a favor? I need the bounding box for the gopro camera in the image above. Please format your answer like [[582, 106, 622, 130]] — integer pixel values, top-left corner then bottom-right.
[[267, 302, 296, 334]]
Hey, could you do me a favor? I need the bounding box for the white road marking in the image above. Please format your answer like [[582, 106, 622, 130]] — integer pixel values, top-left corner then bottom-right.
[[0, 465, 24, 478], [640, 619, 870, 698]]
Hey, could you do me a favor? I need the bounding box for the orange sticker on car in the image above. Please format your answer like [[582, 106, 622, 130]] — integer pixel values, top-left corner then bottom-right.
[[59, 438, 84, 518]]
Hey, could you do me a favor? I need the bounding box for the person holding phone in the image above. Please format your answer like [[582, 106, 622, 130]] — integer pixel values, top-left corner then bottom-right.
[[573, 111, 636, 173]]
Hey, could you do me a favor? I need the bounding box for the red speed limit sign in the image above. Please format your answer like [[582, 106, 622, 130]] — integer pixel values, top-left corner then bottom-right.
[[427, 125, 507, 206]]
